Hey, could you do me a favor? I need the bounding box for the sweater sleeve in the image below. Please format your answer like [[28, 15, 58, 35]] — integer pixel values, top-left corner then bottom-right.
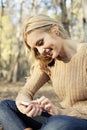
[[16, 64, 50, 102]]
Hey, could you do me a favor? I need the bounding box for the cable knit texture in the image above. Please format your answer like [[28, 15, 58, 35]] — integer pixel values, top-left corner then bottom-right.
[[16, 44, 87, 119]]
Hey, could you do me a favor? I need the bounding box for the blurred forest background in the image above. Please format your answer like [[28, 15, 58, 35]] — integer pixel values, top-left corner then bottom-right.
[[0, 1, 87, 129], [0, 0, 87, 83]]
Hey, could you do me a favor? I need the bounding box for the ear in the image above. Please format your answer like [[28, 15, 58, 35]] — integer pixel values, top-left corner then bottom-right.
[[50, 24, 60, 36]]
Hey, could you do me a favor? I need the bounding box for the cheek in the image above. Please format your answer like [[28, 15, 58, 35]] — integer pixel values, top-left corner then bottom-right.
[[53, 39, 62, 50], [52, 42, 58, 51]]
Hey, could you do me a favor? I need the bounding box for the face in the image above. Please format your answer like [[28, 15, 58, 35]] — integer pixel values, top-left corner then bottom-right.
[[27, 29, 63, 59]]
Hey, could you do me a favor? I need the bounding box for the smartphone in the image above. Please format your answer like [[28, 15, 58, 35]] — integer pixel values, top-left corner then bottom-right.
[[21, 101, 30, 106]]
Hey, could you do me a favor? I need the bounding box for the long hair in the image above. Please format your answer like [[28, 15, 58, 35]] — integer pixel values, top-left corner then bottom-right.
[[23, 14, 70, 75]]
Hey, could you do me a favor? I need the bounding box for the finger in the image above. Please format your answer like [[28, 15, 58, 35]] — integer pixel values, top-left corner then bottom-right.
[[37, 96, 46, 104], [30, 98, 45, 105], [40, 98, 50, 106], [39, 98, 50, 109], [33, 106, 40, 117], [26, 107, 36, 117], [31, 100, 38, 104], [24, 104, 33, 114], [44, 104, 51, 111], [34, 106, 42, 116]]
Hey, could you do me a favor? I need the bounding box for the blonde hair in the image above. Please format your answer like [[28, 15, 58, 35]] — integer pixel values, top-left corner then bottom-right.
[[23, 14, 70, 75]]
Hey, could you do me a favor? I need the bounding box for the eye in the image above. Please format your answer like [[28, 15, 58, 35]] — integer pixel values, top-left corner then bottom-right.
[[36, 39, 44, 46]]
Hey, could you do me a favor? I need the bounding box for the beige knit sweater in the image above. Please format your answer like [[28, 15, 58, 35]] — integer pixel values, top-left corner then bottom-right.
[[16, 44, 87, 119]]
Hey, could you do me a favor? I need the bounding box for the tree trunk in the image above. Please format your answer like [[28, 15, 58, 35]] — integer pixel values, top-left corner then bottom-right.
[[0, 0, 4, 78], [59, 0, 70, 36], [82, 0, 87, 42], [7, 53, 19, 82], [12, 54, 19, 83], [7, 1, 24, 82]]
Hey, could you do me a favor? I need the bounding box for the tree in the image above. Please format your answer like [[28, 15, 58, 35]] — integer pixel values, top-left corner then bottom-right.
[[52, 0, 70, 35], [59, 0, 70, 35], [7, 0, 25, 82], [82, 0, 87, 42]]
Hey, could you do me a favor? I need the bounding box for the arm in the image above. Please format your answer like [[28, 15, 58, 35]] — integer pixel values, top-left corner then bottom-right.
[[16, 64, 50, 102], [16, 64, 50, 115]]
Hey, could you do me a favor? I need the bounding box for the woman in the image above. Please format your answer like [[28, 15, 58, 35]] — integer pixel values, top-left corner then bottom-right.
[[0, 14, 87, 130]]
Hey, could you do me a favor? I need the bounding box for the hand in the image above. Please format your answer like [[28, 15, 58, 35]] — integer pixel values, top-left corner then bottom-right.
[[16, 101, 42, 118], [32, 96, 59, 115]]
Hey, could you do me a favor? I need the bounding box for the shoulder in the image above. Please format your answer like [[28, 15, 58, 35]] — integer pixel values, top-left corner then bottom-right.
[[71, 43, 87, 64], [77, 43, 87, 55], [77, 43, 87, 50], [77, 43, 87, 65]]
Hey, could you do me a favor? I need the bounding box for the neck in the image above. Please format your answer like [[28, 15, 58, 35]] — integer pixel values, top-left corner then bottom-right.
[[58, 39, 78, 62]]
